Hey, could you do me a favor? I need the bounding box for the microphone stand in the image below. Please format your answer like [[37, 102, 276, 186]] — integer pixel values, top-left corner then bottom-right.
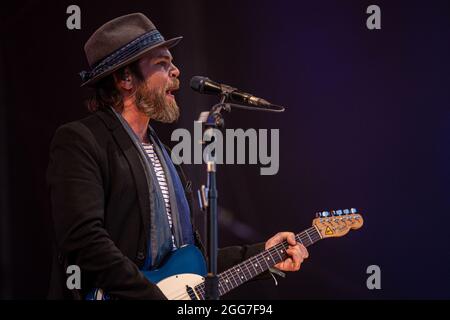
[[197, 95, 284, 300], [200, 95, 228, 300]]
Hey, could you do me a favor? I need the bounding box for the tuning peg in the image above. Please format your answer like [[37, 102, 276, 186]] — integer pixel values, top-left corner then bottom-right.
[[350, 208, 358, 214], [343, 209, 350, 215], [319, 211, 330, 218], [331, 210, 343, 216]]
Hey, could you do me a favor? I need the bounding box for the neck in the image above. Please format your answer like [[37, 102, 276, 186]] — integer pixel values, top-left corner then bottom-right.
[[120, 100, 150, 143]]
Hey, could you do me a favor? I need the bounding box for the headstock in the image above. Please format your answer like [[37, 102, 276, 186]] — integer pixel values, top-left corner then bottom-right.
[[313, 208, 363, 239]]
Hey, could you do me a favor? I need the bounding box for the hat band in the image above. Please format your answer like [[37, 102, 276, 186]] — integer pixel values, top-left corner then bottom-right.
[[80, 29, 164, 83]]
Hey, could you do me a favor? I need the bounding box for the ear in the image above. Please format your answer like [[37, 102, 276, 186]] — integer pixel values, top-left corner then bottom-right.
[[113, 68, 134, 92]]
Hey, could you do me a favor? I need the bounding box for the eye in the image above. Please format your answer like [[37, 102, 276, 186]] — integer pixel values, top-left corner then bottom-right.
[[157, 61, 169, 67]]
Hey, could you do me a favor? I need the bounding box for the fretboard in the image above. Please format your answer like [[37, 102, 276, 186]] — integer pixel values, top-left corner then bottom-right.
[[194, 226, 322, 299]]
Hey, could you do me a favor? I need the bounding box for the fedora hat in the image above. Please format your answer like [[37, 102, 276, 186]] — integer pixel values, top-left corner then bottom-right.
[[79, 13, 182, 87]]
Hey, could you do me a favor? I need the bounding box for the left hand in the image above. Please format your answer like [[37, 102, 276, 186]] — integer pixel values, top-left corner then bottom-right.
[[265, 232, 309, 272]]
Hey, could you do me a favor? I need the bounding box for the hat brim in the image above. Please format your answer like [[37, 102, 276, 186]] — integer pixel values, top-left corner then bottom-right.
[[80, 36, 182, 87]]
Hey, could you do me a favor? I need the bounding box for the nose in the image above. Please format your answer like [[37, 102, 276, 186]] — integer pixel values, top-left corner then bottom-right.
[[170, 63, 180, 78]]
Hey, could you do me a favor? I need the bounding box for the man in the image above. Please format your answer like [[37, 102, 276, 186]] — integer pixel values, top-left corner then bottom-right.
[[47, 12, 308, 300]]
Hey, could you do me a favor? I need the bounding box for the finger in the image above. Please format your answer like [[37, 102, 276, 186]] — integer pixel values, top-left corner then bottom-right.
[[282, 257, 295, 271], [287, 233, 297, 246], [266, 233, 283, 249], [274, 257, 290, 269], [276, 232, 296, 245], [266, 232, 298, 250], [299, 245, 309, 259], [287, 247, 303, 270]]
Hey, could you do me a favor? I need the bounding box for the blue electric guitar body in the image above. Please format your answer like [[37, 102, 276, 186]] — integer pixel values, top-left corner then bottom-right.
[[86, 245, 207, 300], [142, 245, 207, 284]]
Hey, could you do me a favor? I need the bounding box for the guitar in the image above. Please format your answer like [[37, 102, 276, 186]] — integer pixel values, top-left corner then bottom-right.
[[87, 208, 363, 300]]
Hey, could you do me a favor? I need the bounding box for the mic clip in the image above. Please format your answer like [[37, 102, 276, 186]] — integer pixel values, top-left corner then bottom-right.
[[197, 185, 209, 212]]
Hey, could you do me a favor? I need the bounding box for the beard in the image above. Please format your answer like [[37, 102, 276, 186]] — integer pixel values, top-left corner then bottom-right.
[[134, 79, 180, 123]]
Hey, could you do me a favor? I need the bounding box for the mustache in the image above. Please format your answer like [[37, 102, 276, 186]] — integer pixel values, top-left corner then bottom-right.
[[166, 79, 180, 91]]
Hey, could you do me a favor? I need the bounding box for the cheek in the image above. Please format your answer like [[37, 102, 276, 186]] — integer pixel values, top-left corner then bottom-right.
[[144, 71, 169, 91]]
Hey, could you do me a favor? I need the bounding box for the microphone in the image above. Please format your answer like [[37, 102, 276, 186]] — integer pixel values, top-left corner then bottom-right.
[[190, 76, 273, 107]]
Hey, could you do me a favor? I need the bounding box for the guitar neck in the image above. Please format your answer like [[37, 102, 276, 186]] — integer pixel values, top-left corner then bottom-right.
[[194, 226, 322, 299]]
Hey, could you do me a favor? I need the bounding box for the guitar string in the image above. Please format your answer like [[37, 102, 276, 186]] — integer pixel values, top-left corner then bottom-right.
[[194, 229, 322, 297], [218, 229, 320, 281], [195, 230, 322, 296], [194, 216, 362, 298], [195, 234, 322, 299], [175, 216, 360, 299], [217, 230, 319, 285]]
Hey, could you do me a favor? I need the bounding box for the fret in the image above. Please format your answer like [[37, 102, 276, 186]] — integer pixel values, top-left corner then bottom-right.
[[313, 227, 321, 240], [269, 247, 281, 264], [299, 232, 311, 246], [273, 244, 285, 262], [305, 230, 313, 244], [267, 249, 277, 265], [307, 228, 320, 244], [235, 265, 247, 282], [257, 254, 269, 273], [262, 251, 273, 269], [220, 273, 231, 292], [229, 268, 240, 288], [228, 268, 239, 288], [280, 241, 288, 256], [234, 266, 245, 286], [311, 228, 320, 243], [253, 256, 264, 273], [196, 288, 204, 300], [296, 234, 305, 246], [243, 260, 253, 279], [249, 257, 260, 275], [281, 244, 287, 259]]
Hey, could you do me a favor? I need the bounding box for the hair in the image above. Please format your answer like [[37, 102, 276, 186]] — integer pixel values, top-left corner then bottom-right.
[[86, 60, 144, 113]]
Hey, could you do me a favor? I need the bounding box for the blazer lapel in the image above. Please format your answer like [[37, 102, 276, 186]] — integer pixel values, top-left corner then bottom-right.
[[95, 109, 151, 258]]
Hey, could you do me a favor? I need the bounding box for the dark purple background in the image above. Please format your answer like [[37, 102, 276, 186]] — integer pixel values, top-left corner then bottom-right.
[[1, 0, 449, 299]]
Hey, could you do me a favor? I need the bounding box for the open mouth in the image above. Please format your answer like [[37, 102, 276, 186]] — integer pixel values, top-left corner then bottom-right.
[[165, 86, 179, 98]]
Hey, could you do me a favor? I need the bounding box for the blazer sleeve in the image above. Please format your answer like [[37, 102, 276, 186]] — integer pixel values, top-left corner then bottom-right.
[[47, 122, 167, 300]]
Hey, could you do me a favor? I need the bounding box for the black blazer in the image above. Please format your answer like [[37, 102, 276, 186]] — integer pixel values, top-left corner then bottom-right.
[[46, 108, 266, 299]]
